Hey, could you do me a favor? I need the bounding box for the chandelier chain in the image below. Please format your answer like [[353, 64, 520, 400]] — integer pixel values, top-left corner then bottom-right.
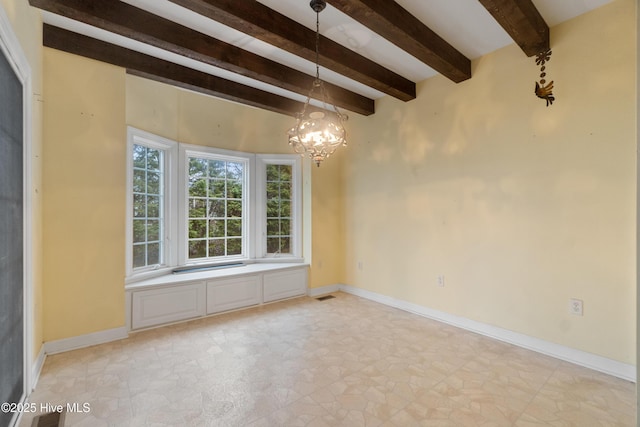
[[315, 10, 320, 81]]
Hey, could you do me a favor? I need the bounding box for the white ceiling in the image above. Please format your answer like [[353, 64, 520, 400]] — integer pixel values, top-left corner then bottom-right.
[[42, 0, 612, 108]]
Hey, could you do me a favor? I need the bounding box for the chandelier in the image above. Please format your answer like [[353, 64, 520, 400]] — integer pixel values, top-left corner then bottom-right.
[[288, 0, 348, 167]]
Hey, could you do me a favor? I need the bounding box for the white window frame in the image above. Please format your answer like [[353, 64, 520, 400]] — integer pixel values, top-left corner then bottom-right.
[[256, 154, 303, 259], [178, 144, 255, 266], [126, 127, 178, 278], [126, 129, 305, 282]]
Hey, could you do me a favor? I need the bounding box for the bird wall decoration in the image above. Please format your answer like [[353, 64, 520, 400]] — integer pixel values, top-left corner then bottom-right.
[[534, 49, 555, 106]]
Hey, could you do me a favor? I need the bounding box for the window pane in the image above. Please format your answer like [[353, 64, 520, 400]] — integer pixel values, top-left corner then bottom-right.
[[189, 198, 206, 218], [227, 180, 242, 198], [133, 169, 146, 193], [266, 164, 279, 181], [147, 172, 161, 194], [208, 160, 225, 178], [210, 179, 225, 198], [280, 237, 291, 254], [133, 220, 146, 243], [227, 162, 243, 180], [133, 145, 146, 168], [147, 196, 160, 218], [280, 185, 291, 200], [147, 148, 161, 171], [266, 199, 279, 217], [266, 182, 279, 199], [227, 219, 241, 237], [189, 240, 206, 258], [279, 165, 292, 182], [280, 219, 290, 236], [227, 200, 242, 217], [189, 158, 207, 177], [208, 199, 225, 217], [267, 238, 280, 254], [133, 194, 146, 218], [189, 158, 207, 197], [147, 220, 160, 241], [189, 177, 207, 197], [209, 239, 224, 257], [133, 244, 146, 268], [147, 243, 160, 265], [267, 219, 279, 236], [209, 219, 225, 238], [280, 200, 291, 218], [227, 238, 242, 255], [189, 219, 206, 239]]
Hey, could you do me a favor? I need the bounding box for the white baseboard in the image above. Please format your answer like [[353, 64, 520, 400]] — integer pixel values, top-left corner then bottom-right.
[[338, 284, 636, 382], [43, 327, 128, 355], [33, 287, 636, 383], [31, 345, 46, 391], [307, 284, 340, 297]]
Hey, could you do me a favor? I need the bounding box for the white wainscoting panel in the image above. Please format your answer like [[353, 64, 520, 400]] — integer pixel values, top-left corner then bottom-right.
[[263, 268, 307, 302], [127, 264, 308, 330], [131, 282, 206, 330], [207, 275, 261, 314]]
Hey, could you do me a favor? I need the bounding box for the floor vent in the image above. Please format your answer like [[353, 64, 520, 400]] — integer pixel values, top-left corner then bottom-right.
[[31, 410, 66, 427], [316, 295, 336, 301]]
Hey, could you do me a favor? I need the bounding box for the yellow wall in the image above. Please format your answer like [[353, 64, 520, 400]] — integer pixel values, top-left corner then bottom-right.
[[126, 75, 298, 153], [309, 154, 345, 287], [42, 50, 126, 341], [1, 0, 44, 362], [343, 0, 636, 364]]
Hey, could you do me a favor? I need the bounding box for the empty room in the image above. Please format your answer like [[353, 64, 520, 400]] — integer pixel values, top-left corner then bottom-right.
[[0, 0, 637, 426]]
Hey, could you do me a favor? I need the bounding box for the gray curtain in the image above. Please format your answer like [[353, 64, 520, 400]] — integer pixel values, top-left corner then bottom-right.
[[0, 44, 24, 427]]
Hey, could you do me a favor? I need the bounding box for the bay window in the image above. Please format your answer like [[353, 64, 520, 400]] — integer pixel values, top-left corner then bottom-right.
[[126, 127, 303, 281]]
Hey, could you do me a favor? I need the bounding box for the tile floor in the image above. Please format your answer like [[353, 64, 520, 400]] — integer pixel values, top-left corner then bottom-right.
[[21, 292, 636, 426]]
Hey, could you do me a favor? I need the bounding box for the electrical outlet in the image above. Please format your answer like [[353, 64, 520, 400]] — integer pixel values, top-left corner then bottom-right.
[[569, 298, 583, 316], [357, 261, 363, 271], [437, 275, 445, 287]]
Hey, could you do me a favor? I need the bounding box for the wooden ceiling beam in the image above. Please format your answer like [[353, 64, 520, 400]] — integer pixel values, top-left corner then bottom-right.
[[478, 0, 549, 56], [169, 0, 416, 101], [325, 0, 471, 83], [30, 0, 374, 115], [43, 24, 310, 117]]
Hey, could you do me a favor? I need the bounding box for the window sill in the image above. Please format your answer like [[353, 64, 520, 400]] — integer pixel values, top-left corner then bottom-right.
[[125, 257, 305, 286], [125, 261, 307, 291]]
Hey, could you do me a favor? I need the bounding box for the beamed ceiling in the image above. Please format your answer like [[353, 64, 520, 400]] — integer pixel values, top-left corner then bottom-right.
[[30, 0, 611, 117]]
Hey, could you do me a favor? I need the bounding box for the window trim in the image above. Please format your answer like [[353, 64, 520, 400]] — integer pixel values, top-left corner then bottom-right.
[[126, 127, 178, 278]]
